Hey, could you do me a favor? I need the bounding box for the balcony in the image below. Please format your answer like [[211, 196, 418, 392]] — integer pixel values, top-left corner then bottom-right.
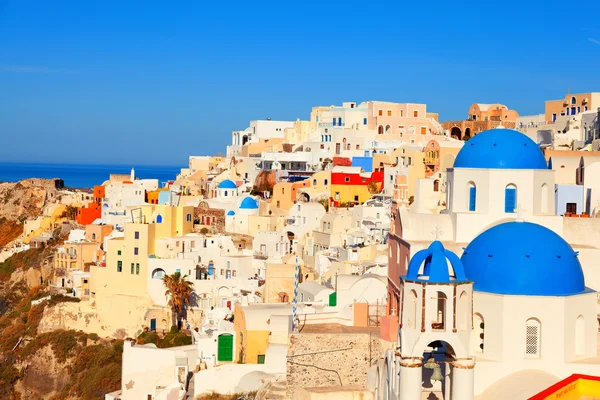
[[253, 251, 269, 260], [318, 122, 345, 127]]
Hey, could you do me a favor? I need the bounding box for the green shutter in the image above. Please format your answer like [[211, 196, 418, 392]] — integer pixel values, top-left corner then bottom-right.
[[257, 354, 265, 364], [217, 334, 234, 362], [329, 292, 337, 307]]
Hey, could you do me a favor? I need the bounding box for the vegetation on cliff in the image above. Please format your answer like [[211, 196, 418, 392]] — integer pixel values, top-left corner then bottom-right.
[[0, 243, 122, 399], [137, 325, 192, 348]]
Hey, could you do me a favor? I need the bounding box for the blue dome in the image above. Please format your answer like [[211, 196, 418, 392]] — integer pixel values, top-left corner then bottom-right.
[[239, 197, 259, 209], [227, 210, 235, 216], [454, 128, 548, 169], [405, 241, 468, 283], [461, 222, 585, 296], [218, 180, 237, 189]]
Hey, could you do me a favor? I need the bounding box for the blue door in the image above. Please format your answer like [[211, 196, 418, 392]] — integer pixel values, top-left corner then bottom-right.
[[469, 187, 476, 211], [505, 188, 516, 213], [150, 318, 156, 331]]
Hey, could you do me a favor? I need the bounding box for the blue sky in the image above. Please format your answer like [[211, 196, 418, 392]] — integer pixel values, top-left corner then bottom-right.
[[1, 1, 599, 166]]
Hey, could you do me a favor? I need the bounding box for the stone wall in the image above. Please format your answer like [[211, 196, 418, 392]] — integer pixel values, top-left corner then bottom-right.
[[286, 333, 383, 398], [194, 201, 225, 233]]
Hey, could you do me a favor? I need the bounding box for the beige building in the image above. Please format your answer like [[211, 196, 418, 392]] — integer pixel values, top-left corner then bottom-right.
[[264, 257, 313, 304], [54, 241, 98, 270], [546, 92, 600, 124]]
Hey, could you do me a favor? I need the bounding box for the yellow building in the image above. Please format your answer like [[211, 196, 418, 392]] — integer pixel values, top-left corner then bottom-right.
[[233, 303, 292, 364], [89, 204, 194, 330], [284, 119, 310, 144], [264, 257, 312, 303]]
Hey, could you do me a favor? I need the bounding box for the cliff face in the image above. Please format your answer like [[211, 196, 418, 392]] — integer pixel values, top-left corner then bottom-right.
[[0, 180, 56, 222]]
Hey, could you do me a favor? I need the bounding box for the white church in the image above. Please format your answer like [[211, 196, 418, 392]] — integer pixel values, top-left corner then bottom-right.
[[379, 127, 600, 399]]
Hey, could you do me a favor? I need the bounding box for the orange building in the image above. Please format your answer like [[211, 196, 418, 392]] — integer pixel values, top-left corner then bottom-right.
[[442, 103, 519, 139], [93, 185, 105, 204], [76, 202, 101, 225]]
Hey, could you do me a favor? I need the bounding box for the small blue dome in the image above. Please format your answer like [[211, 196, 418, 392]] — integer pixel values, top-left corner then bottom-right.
[[454, 128, 548, 169], [227, 210, 235, 216], [218, 180, 237, 189], [239, 197, 259, 209], [461, 222, 585, 296], [405, 241, 468, 283]]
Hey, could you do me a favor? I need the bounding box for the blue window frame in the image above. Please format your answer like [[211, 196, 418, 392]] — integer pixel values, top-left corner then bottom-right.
[[469, 186, 476, 211], [363, 118, 367, 125], [505, 187, 516, 213], [338, 117, 342, 126], [332, 118, 336, 126]]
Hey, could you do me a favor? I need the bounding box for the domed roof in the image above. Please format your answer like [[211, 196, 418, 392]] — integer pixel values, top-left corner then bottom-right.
[[405, 241, 468, 283], [218, 179, 237, 189], [461, 222, 585, 296], [454, 128, 548, 169], [227, 210, 235, 216], [239, 197, 259, 209]]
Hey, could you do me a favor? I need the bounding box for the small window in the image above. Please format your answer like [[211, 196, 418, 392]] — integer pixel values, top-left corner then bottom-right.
[[117, 250, 121, 256], [92, 233, 96, 240], [233, 270, 237, 277], [345, 177, 350, 182], [135, 231, 139, 239], [387, 110, 392, 116], [117, 261, 122, 272], [136, 263, 140, 275], [378, 110, 383, 116], [525, 318, 541, 358], [187, 213, 192, 222], [413, 110, 419, 117], [131, 263, 135, 274], [324, 179, 328, 185], [354, 195, 359, 201], [363, 118, 367, 125], [221, 269, 224, 276], [134, 247, 139, 255]]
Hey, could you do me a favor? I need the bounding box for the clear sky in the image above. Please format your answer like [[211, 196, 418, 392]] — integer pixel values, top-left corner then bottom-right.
[[1, 1, 599, 166]]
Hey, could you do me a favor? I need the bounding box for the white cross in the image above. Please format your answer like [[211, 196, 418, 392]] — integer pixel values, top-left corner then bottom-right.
[[432, 225, 444, 240], [515, 204, 527, 221]]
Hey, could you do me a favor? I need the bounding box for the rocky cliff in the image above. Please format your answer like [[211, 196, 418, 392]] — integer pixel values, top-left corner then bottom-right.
[[0, 179, 58, 222]]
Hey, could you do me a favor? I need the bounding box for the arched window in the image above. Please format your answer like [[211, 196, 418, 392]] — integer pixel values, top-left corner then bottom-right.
[[576, 315, 585, 356], [473, 313, 485, 353], [406, 290, 417, 329], [378, 125, 384, 135], [571, 96, 577, 105], [328, 135, 332, 142], [156, 215, 163, 223], [224, 190, 228, 197], [385, 125, 391, 134], [505, 184, 517, 213], [541, 183, 549, 213], [458, 291, 469, 331], [324, 179, 328, 185], [151, 268, 166, 279], [92, 233, 96, 240], [433, 291, 447, 331], [468, 182, 476, 212], [187, 213, 192, 222], [525, 318, 541, 358], [232, 270, 237, 277], [433, 180, 440, 192], [313, 179, 317, 185]]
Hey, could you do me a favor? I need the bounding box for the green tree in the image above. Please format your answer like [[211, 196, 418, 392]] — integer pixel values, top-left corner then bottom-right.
[[163, 272, 194, 328]]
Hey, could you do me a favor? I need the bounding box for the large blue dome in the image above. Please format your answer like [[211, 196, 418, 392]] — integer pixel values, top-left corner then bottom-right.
[[239, 197, 259, 209], [454, 128, 548, 169], [461, 222, 585, 296], [218, 179, 237, 189]]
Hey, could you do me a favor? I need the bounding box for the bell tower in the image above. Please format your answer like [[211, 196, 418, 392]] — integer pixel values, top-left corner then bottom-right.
[[396, 240, 475, 400]]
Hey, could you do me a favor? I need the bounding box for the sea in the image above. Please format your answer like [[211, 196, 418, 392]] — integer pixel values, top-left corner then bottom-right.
[[0, 162, 182, 189]]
